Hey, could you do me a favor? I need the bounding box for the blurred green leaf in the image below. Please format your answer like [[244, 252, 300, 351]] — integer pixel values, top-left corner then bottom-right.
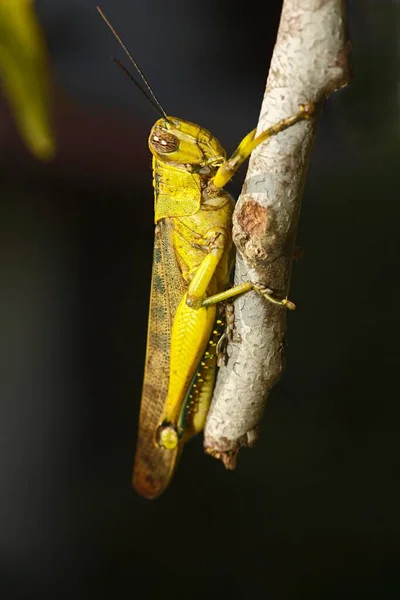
[[0, 0, 55, 159]]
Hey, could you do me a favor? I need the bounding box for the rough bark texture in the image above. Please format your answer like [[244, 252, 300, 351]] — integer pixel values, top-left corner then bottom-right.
[[204, 0, 351, 468]]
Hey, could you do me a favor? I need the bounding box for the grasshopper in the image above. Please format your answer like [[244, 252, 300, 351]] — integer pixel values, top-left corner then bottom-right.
[[98, 7, 314, 499]]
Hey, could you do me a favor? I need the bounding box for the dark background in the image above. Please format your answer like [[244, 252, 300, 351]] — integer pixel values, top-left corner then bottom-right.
[[1, 1, 399, 598]]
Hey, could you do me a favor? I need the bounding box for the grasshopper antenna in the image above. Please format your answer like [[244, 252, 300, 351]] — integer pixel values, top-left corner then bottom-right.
[[112, 57, 166, 114], [96, 6, 169, 121]]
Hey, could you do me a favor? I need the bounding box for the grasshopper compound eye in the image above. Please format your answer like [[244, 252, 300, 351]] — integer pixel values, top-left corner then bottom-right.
[[150, 128, 179, 153]]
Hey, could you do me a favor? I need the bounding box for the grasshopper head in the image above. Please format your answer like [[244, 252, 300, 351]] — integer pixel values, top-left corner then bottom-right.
[[149, 117, 226, 168]]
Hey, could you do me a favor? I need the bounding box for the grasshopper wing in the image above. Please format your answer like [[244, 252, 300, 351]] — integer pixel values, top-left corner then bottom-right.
[[133, 219, 186, 499]]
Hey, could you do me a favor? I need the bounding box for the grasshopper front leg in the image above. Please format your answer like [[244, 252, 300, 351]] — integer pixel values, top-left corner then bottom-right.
[[212, 103, 315, 189]]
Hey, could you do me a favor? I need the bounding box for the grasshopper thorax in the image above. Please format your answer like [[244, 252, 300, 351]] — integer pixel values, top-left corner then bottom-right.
[[149, 117, 226, 169]]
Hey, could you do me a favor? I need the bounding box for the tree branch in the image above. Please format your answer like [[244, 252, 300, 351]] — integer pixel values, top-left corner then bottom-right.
[[204, 0, 351, 467]]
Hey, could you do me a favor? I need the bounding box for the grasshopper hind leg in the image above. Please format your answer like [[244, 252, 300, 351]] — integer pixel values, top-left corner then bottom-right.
[[179, 315, 225, 443]]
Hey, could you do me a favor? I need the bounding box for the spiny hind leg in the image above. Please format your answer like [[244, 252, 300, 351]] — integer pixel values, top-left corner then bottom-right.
[[179, 317, 225, 442]]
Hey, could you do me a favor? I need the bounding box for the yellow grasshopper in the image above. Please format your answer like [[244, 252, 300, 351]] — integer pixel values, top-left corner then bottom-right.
[[98, 7, 314, 499]]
